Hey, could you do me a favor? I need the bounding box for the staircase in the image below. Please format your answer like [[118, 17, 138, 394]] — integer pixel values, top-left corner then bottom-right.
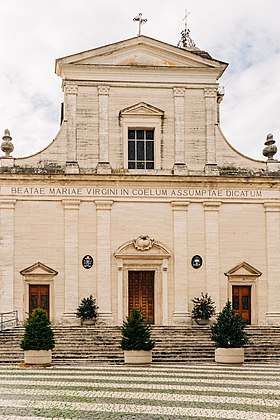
[[0, 325, 280, 364]]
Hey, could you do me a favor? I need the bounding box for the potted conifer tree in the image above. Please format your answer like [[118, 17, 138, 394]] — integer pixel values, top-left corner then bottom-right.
[[121, 309, 155, 365], [191, 292, 216, 325], [21, 308, 55, 365], [76, 295, 98, 325], [211, 300, 248, 364]]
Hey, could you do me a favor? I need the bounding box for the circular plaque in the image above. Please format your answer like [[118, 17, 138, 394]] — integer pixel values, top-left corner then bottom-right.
[[191, 255, 203, 269], [82, 255, 94, 269]]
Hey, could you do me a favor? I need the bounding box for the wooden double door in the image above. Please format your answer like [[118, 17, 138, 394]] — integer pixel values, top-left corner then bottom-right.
[[29, 285, 50, 318], [232, 286, 251, 323], [128, 271, 154, 324]]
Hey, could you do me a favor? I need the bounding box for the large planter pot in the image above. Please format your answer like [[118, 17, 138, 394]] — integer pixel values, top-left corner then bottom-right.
[[124, 350, 152, 365], [24, 350, 52, 365], [82, 318, 96, 326], [215, 347, 244, 364], [195, 319, 209, 326]]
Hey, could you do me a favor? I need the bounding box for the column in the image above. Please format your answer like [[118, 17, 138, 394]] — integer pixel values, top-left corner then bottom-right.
[[173, 87, 187, 174], [204, 88, 218, 174], [117, 260, 123, 325], [95, 200, 113, 323], [264, 203, 280, 325], [97, 85, 111, 174], [172, 201, 190, 324], [65, 84, 79, 174], [162, 259, 169, 325], [203, 201, 221, 310], [0, 200, 16, 313], [62, 200, 80, 324]]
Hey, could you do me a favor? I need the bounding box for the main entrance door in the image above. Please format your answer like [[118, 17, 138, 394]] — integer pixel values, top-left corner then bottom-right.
[[29, 285, 50, 318], [232, 285, 251, 323], [128, 271, 154, 324]]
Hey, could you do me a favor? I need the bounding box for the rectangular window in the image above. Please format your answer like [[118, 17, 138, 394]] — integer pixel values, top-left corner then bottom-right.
[[128, 129, 154, 169]]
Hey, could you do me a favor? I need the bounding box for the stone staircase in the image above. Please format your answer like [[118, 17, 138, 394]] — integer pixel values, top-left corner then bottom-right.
[[0, 325, 279, 364]]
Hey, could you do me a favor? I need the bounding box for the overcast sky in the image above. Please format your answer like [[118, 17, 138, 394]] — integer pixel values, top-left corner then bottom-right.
[[0, 0, 279, 160]]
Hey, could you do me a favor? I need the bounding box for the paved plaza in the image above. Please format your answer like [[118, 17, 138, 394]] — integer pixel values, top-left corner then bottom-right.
[[0, 364, 279, 419]]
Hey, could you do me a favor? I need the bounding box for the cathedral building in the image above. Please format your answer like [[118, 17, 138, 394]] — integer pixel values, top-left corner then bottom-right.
[[0, 32, 279, 326]]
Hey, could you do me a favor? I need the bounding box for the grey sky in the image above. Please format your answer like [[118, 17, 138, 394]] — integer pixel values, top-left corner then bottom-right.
[[0, 0, 279, 159]]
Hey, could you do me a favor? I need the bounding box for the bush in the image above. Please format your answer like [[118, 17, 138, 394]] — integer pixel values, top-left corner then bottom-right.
[[21, 308, 55, 351], [121, 309, 155, 351], [191, 292, 216, 321], [76, 295, 98, 320], [211, 300, 248, 348]]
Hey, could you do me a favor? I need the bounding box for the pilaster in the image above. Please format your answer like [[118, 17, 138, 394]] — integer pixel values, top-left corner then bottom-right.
[[173, 88, 188, 175], [64, 84, 79, 174], [97, 86, 111, 174], [0, 200, 16, 313], [204, 88, 218, 174], [172, 201, 190, 324], [264, 203, 280, 324], [95, 200, 113, 323], [203, 201, 221, 310], [62, 200, 80, 324]]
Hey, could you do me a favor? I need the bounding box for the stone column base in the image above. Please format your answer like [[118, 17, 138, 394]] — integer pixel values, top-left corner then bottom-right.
[[172, 312, 191, 325], [266, 312, 280, 325], [97, 162, 112, 174], [62, 313, 81, 326], [172, 163, 188, 175], [98, 312, 114, 325], [65, 161, 80, 174], [204, 164, 219, 176]]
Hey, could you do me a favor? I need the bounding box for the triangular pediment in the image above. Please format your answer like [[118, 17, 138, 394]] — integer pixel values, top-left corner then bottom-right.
[[225, 261, 262, 277], [120, 102, 164, 117], [56, 36, 227, 75], [20, 262, 58, 276]]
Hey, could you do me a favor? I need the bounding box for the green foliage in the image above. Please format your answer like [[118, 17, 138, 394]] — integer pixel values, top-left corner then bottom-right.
[[76, 295, 98, 320], [20, 308, 55, 351], [211, 300, 248, 348], [121, 309, 155, 351], [191, 292, 216, 320]]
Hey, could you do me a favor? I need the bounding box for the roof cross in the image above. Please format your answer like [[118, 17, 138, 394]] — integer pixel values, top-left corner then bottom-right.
[[133, 13, 147, 36]]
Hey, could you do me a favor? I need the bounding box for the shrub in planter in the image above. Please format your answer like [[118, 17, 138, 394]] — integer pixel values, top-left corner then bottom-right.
[[21, 308, 55, 364], [191, 292, 216, 324], [211, 300, 248, 363], [76, 295, 98, 324], [121, 309, 155, 364]]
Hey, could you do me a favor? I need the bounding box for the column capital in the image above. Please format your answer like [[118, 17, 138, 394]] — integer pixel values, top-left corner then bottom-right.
[[204, 88, 217, 98], [95, 200, 113, 210], [263, 202, 280, 212], [62, 200, 81, 210], [203, 201, 221, 211], [98, 85, 110, 95], [0, 200, 16, 209], [173, 87, 185, 97], [171, 201, 190, 211], [64, 84, 78, 95]]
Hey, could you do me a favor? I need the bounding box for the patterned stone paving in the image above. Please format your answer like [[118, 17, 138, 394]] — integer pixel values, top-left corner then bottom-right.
[[0, 364, 279, 419]]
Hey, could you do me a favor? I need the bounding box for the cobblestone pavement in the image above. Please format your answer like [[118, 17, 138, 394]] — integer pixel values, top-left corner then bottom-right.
[[0, 364, 279, 419]]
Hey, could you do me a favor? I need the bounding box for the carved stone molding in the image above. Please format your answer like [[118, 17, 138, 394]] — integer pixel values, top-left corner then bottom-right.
[[203, 201, 221, 211], [173, 87, 185, 97], [65, 85, 78, 95], [98, 85, 110, 95], [204, 88, 217, 98], [133, 235, 154, 251]]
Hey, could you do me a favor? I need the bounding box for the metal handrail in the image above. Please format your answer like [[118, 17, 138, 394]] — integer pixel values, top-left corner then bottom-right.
[[0, 311, 18, 332]]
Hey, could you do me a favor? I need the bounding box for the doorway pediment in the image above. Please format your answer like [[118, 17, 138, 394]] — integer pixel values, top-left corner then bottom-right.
[[20, 262, 58, 276], [225, 261, 262, 277], [114, 235, 171, 259]]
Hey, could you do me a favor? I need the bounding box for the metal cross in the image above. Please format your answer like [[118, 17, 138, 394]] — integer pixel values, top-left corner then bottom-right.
[[133, 13, 147, 36]]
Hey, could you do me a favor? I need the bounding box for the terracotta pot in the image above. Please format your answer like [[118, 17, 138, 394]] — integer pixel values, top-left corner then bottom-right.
[[24, 350, 52, 365], [215, 347, 244, 364], [124, 350, 152, 365]]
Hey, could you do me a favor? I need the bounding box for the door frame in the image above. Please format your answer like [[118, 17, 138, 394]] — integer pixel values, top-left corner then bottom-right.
[[228, 278, 258, 325], [232, 285, 251, 323]]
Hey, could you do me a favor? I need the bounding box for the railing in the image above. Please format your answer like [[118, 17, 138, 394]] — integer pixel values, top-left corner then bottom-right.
[[0, 311, 18, 332]]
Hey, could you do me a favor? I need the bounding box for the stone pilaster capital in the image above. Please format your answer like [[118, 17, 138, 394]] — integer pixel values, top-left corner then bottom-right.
[[64, 84, 78, 95], [204, 88, 217, 98], [62, 200, 81, 210], [203, 201, 221, 211], [173, 87, 185, 97], [95, 200, 113, 210], [263, 202, 280, 212], [98, 85, 110, 95], [0, 200, 16, 209], [171, 201, 190, 211]]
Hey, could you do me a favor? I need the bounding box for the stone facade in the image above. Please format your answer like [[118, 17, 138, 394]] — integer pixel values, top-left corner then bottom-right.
[[0, 35, 280, 326]]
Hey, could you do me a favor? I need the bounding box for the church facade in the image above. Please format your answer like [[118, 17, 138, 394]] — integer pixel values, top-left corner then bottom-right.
[[1, 35, 280, 326]]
